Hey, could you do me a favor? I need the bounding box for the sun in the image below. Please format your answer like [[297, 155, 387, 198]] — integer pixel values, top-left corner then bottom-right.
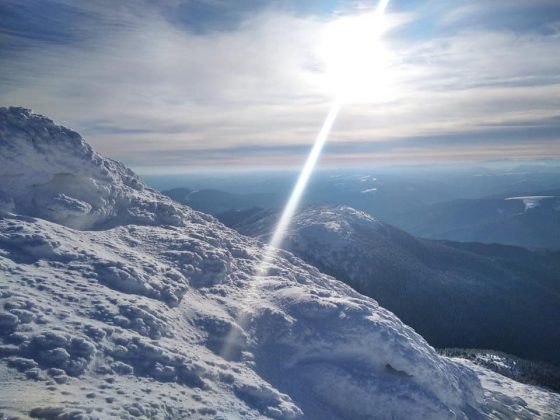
[[318, 1, 395, 103]]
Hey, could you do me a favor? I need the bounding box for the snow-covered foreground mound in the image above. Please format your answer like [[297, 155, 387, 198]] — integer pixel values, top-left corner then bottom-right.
[[0, 107, 558, 419]]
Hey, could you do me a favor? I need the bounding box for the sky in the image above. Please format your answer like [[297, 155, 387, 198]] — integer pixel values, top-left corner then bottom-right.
[[1, 0, 560, 172]]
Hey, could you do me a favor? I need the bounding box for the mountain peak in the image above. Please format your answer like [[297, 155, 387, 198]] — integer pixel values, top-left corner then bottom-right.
[[0, 107, 193, 230], [1, 106, 92, 158]]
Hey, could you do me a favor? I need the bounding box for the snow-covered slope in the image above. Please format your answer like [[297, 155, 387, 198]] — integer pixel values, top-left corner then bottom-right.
[[0, 107, 558, 419], [233, 205, 560, 366]]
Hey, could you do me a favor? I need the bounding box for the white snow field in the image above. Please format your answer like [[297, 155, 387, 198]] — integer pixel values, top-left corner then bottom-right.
[[0, 107, 558, 419]]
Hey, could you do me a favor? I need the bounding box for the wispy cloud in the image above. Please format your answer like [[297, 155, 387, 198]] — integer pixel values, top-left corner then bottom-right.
[[1, 0, 559, 170]]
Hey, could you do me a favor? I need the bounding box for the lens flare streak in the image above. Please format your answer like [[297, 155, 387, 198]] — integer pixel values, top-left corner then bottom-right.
[[220, 101, 341, 359], [221, 0, 390, 360], [266, 101, 341, 253]]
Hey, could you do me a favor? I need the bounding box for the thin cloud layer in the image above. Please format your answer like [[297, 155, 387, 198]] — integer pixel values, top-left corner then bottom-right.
[[1, 0, 559, 170]]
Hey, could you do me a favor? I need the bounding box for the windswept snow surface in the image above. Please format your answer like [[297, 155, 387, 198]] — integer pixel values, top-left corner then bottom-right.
[[0, 107, 558, 419]]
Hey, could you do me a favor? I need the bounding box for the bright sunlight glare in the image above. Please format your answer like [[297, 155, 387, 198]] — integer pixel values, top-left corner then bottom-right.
[[319, 0, 394, 102]]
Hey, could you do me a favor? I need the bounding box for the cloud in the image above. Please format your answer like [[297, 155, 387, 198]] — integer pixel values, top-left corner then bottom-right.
[[440, 0, 560, 31], [0, 0, 559, 170]]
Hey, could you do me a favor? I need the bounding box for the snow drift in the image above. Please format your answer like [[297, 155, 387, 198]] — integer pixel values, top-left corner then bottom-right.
[[0, 107, 558, 419]]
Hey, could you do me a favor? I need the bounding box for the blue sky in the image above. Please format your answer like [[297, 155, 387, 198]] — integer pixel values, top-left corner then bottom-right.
[[1, 0, 560, 172]]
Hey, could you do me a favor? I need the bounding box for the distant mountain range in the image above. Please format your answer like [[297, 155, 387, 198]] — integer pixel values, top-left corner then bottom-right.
[[220, 205, 560, 366], [163, 183, 560, 251], [387, 195, 560, 250], [163, 187, 281, 214]]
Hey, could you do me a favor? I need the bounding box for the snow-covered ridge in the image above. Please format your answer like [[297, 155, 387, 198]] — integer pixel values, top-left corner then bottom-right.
[[0, 107, 200, 230], [1, 107, 559, 418], [236, 205, 384, 240]]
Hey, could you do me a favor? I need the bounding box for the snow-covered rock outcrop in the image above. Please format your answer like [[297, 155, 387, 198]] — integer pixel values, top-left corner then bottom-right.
[[0, 107, 191, 230], [1, 107, 559, 419]]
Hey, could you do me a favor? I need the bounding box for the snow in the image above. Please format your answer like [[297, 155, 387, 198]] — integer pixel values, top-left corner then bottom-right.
[[0, 107, 188, 230], [505, 196, 556, 211], [237, 206, 385, 264], [457, 360, 560, 419], [1, 107, 559, 419], [361, 187, 377, 193], [476, 353, 518, 372]]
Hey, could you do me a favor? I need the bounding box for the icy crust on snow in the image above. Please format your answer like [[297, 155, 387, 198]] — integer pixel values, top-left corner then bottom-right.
[[0, 108, 558, 419], [0, 107, 198, 230], [0, 214, 486, 419]]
